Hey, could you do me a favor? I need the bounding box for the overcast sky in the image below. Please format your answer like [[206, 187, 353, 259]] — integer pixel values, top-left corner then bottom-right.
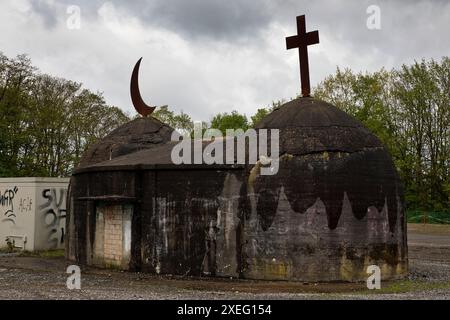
[[1, 0, 448, 120]]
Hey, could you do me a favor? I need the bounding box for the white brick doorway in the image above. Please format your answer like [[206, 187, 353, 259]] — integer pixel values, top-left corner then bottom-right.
[[93, 203, 133, 269]]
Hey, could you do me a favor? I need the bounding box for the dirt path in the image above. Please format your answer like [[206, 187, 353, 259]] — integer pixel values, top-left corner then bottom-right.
[[0, 223, 449, 300]]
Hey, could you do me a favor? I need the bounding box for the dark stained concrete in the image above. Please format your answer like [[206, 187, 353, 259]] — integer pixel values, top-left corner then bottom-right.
[[77, 117, 173, 168], [67, 97, 407, 282]]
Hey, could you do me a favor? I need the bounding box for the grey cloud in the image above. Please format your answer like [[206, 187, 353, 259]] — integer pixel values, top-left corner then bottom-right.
[[273, 0, 450, 68], [115, 0, 450, 64], [34, 0, 449, 60], [2, 0, 448, 121], [30, 0, 58, 28], [48, 0, 275, 41], [116, 0, 275, 42]]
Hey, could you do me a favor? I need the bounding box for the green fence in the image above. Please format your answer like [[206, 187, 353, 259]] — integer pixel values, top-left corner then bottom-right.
[[407, 210, 450, 224]]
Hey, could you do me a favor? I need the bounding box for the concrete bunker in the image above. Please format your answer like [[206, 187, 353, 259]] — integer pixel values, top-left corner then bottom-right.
[[66, 98, 408, 282]]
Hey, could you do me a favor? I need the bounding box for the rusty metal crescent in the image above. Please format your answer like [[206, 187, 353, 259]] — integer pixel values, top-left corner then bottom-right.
[[130, 57, 156, 117]]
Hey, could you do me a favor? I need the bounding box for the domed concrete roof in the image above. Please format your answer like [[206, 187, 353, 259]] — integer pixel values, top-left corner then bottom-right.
[[77, 116, 174, 168], [252, 97, 402, 231], [255, 97, 382, 155]]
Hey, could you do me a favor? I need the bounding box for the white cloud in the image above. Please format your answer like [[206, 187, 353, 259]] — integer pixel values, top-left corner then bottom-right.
[[0, 0, 448, 121]]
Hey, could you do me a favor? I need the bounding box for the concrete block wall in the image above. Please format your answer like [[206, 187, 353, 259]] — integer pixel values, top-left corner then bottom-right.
[[103, 208, 124, 264], [0, 177, 69, 251], [93, 204, 132, 269]]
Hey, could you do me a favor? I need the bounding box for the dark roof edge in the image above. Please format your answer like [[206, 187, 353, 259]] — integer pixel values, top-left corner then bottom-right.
[[73, 163, 246, 175]]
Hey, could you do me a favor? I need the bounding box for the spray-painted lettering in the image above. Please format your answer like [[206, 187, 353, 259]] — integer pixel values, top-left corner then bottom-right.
[[0, 187, 19, 224], [39, 188, 67, 248]]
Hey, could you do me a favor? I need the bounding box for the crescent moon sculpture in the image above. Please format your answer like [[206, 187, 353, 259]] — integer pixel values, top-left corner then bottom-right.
[[130, 57, 156, 117]]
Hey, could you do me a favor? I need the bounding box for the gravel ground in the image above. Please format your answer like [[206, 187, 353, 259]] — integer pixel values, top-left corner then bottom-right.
[[0, 223, 449, 300]]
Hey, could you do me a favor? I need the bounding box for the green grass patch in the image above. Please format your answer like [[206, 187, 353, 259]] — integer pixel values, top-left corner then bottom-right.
[[0, 248, 17, 254], [18, 249, 65, 258], [103, 262, 123, 271], [407, 210, 450, 224]]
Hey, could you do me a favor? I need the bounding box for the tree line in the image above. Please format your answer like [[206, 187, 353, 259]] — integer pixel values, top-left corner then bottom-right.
[[1, 53, 448, 211], [313, 58, 449, 212], [0, 53, 129, 177]]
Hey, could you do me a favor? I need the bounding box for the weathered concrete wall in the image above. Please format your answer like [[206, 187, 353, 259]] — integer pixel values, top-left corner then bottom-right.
[[68, 169, 243, 274], [66, 171, 136, 266], [243, 150, 407, 281], [139, 170, 241, 276], [0, 180, 35, 250], [0, 177, 69, 251], [67, 159, 406, 281]]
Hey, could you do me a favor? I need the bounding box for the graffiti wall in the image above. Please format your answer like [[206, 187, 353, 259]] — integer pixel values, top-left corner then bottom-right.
[[36, 187, 67, 249], [0, 178, 69, 251]]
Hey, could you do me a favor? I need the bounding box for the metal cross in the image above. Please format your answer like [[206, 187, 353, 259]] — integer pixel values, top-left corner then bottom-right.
[[286, 15, 319, 97]]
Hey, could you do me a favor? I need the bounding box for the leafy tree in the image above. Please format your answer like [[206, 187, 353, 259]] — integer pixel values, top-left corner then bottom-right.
[[152, 105, 194, 135], [0, 53, 130, 177], [151, 105, 173, 124], [314, 58, 450, 212], [392, 58, 450, 210], [249, 100, 287, 127], [210, 110, 249, 136], [250, 108, 269, 127]]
